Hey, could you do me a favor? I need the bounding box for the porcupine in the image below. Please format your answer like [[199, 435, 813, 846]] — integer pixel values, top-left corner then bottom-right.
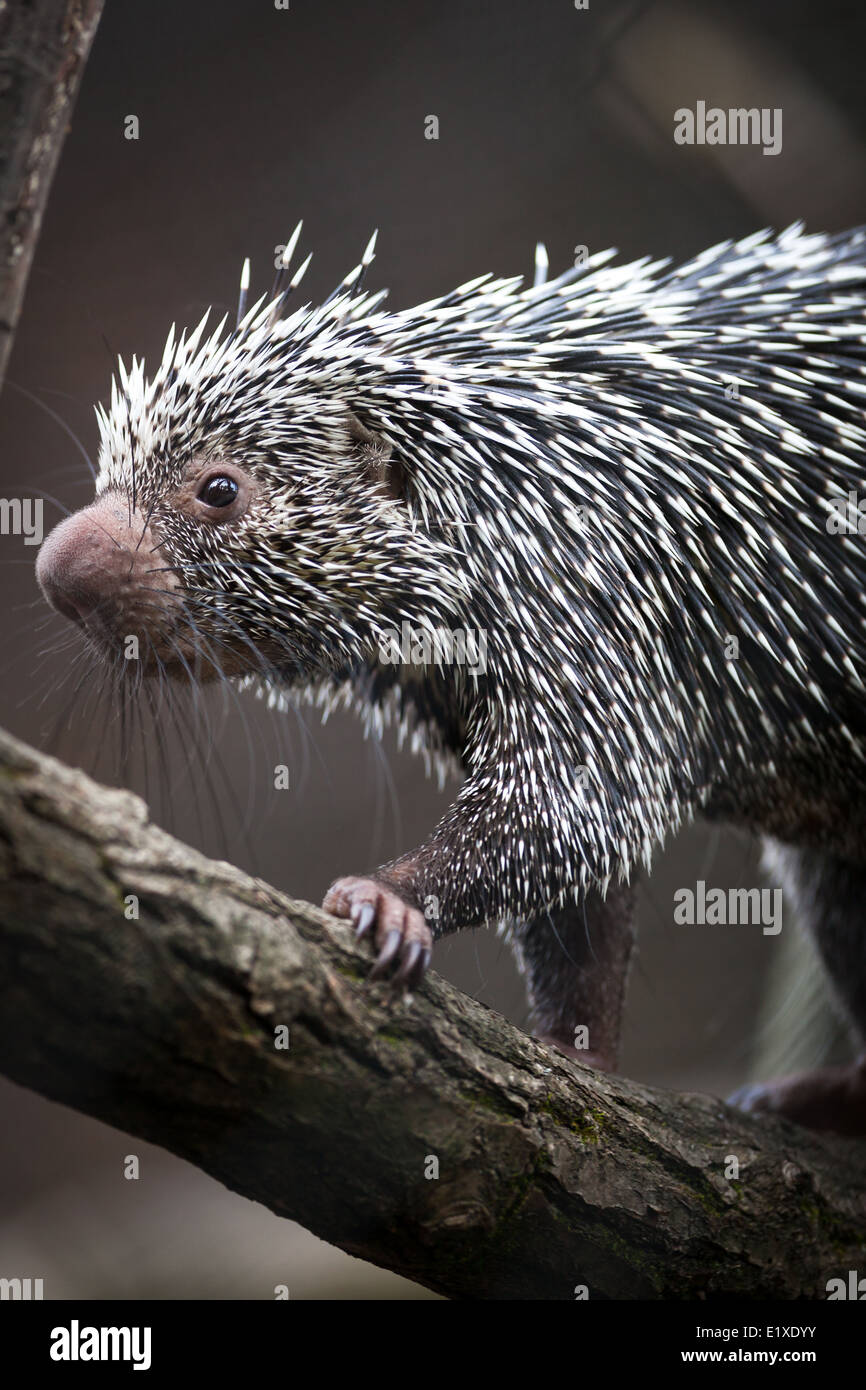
[[35, 221, 866, 1136]]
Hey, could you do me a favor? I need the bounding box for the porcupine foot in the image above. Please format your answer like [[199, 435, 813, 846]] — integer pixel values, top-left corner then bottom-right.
[[733, 843, 866, 1136], [323, 876, 432, 990], [728, 1055, 866, 1137]]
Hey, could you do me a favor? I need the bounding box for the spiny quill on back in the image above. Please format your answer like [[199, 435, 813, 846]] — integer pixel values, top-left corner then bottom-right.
[[37, 221, 866, 1135]]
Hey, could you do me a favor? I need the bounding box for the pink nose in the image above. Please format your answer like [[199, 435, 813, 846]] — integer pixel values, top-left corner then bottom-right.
[[36, 492, 175, 635], [37, 494, 140, 624]]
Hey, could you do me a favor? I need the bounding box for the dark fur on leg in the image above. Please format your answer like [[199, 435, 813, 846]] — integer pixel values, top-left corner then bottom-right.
[[511, 882, 636, 1070]]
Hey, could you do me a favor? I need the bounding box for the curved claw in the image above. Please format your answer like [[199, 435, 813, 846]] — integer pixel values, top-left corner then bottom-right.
[[416, 948, 432, 986], [393, 939, 423, 990], [370, 928, 402, 980], [727, 1083, 764, 1112], [352, 902, 376, 940]]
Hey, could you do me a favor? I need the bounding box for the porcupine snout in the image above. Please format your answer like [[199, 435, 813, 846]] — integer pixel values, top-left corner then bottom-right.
[[37, 493, 178, 656]]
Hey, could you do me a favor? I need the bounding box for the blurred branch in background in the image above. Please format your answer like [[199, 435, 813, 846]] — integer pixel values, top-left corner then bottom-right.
[[0, 0, 104, 386], [0, 725, 863, 1299], [601, 0, 866, 227]]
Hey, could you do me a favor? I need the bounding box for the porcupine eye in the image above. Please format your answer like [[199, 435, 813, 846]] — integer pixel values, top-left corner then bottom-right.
[[198, 475, 238, 507], [188, 466, 252, 524]]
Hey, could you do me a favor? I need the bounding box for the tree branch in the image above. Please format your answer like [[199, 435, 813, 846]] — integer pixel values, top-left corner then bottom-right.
[[0, 0, 104, 385], [0, 725, 864, 1299]]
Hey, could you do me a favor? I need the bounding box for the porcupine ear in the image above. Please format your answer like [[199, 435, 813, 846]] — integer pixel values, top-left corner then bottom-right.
[[346, 409, 406, 502]]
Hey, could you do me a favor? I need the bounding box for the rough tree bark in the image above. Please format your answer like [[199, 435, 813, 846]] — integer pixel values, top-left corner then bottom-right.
[[0, 0, 104, 384], [0, 725, 864, 1300]]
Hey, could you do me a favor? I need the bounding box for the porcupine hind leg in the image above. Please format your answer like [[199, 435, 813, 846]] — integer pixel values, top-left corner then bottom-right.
[[730, 841, 866, 1136], [510, 882, 636, 1071]]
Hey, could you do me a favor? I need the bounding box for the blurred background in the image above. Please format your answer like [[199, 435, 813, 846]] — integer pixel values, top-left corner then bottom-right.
[[0, 0, 864, 1298]]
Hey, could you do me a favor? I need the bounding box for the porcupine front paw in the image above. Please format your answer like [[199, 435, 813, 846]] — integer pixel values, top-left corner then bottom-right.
[[323, 876, 432, 990]]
